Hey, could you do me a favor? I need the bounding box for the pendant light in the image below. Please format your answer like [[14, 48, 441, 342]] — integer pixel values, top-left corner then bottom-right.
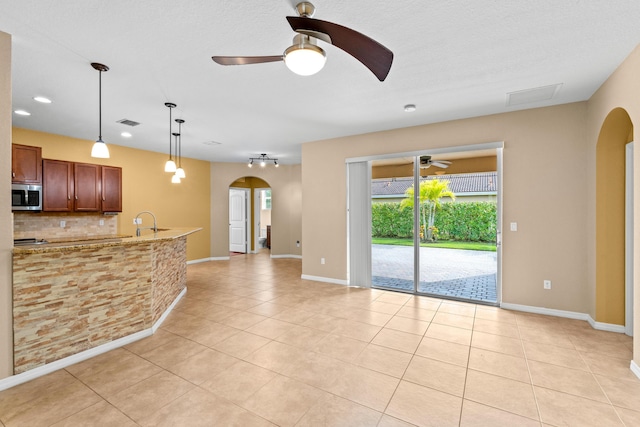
[[175, 119, 186, 179], [164, 102, 177, 172], [171, 132, 181, 183], [90, 63, 110, 158]]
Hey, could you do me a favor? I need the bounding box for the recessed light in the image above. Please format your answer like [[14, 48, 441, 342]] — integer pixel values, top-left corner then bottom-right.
[[120, 132, 132, 138], [33, 96, 52, 104], [404, 104, 416, 112], [14, 110, 31, 116], [202, 141, 222, 146]]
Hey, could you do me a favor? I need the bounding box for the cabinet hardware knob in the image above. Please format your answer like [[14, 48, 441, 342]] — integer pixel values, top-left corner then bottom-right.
[[75, 196, 78, 200], [12, 172, 15, 178]]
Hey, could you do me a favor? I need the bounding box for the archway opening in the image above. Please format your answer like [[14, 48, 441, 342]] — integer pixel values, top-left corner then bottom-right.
[[229, 176, 271, 254], [595, 108, 633, 325]]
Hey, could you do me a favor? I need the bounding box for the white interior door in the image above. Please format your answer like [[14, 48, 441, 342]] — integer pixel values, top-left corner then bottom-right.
[[229, 188, 248, 253]]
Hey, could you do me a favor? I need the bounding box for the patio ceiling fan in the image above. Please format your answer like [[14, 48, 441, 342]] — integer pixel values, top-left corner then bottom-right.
[[211, 2, 394, 81], [420, 155, 452, 169]]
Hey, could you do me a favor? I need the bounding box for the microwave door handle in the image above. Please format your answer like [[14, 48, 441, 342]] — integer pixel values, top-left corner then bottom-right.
[[24, 190, 28, 204]]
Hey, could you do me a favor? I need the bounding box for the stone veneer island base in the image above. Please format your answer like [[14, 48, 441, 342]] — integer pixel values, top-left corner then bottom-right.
[[12, 228, 200, 374]]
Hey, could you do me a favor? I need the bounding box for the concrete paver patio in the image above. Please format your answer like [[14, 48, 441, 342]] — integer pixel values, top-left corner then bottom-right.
[[371, 244, 497, 303]]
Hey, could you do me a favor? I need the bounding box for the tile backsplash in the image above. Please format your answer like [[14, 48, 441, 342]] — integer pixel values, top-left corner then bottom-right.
[[13, 212, 118, 240]]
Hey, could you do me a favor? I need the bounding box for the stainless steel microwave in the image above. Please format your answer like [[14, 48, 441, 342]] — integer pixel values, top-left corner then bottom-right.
[[12, 183, 42, 211]]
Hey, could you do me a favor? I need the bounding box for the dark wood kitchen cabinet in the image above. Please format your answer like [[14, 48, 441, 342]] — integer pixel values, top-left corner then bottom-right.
[[43, 160, 122, 212], [12, 144, 42, 184], [100, 166, 122, 212], [73, 163, 101, 212], [42, 159, 73, 211]]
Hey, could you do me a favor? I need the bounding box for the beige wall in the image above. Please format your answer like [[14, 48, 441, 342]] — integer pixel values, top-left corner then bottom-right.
[[586, 44, 640, 366], [0, 31, 13, 379], [302, 103, 589, 313], [11, 128, 211, 262], [210, 163, 301, 258]]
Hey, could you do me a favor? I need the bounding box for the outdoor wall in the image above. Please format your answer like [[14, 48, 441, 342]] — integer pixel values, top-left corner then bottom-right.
[[210, 162, 301, 258], [302, 102, 589, 314], [0, 31, 13, 380], [372, 156, 497, 179], [586, 44, 640, 366], [11, 128, 211, 262]]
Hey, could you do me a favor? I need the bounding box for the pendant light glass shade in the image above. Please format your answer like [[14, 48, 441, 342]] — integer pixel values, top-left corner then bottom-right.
[[175, 167, 186, 179], [91, 138, 110, 158], [91, 63, 110, 158], [164, 103, 177, 172], [164, 159, 177, 173], [171, 173, 181, 183]]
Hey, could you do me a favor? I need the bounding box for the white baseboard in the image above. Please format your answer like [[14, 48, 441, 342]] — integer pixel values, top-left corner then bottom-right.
[[271, 254, 302, 259], [0, 287, 185, 392], [152, 287, 186, 333], [187, 257, 215, 265], [586, 316, 627, 334], [301, 274, 349, 286], [631, 360, 640, 380], [500, 302, 626, 333], [209, 256, 230, 261]]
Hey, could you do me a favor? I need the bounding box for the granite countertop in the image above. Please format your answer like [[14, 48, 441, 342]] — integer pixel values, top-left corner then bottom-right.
[[13, 227, 202, 253]]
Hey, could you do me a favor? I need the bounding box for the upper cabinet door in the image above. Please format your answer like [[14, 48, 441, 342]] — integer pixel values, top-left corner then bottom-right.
[[74, 163, 101, 212], [101, 166, 122, 212], [12, 144, 42, 184], [42, 159, 73, 211]]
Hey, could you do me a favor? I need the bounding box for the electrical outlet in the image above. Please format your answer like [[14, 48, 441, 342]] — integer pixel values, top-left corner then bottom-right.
[[99, 219, 104, 226], [60, 220, 66, 228], [510, 222, 518, 231], [544, 280, 551, 290], [133, 218, 142, 225], [321, 258, 325, 265]]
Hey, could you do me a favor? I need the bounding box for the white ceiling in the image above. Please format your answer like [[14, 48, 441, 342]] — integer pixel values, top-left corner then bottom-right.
[[2, 1, 640, 164]]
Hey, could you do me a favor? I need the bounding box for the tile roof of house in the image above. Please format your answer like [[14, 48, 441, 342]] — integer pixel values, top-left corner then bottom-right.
[[372, 171, 497, 197]]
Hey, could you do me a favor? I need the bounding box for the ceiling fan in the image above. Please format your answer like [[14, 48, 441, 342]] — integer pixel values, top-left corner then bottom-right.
[[420, 155, 452, 169], [211, 2, 394, 81]]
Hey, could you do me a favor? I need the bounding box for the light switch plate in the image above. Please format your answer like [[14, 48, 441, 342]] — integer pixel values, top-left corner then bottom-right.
[[510, 222, 518, 231]]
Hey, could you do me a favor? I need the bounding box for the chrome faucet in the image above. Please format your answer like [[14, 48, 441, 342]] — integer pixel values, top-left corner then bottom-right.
[[135, 211, 158, 236]]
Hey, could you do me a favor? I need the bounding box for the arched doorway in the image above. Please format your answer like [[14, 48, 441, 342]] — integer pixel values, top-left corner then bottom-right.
[[229, 176, 271, 254], [595, 108, 633, 330]]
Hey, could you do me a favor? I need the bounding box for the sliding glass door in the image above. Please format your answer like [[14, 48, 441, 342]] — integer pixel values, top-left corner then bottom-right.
[[369, 152, 499, 304]]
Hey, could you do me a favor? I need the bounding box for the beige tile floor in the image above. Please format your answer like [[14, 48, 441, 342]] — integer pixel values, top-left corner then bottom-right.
[[1, 253, 639, 426]]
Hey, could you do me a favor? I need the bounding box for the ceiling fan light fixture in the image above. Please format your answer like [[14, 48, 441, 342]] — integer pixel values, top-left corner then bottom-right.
[[284, 37, 326, 76]]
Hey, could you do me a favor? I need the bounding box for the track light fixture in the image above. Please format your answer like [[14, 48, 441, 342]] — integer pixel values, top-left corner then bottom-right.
[[248, 154, 279, 168]]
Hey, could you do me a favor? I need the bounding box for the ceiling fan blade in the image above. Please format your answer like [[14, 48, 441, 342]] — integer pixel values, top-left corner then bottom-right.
[[212, 55, 283, 66], [430, 161, 450, 169], [286, 16, 393, 81]]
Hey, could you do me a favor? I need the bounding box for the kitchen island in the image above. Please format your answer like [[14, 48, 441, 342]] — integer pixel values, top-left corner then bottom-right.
[[12, 228, 200, 374]]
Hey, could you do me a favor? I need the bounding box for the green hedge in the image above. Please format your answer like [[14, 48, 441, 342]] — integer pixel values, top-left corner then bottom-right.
[[371, 201, 497, 242]]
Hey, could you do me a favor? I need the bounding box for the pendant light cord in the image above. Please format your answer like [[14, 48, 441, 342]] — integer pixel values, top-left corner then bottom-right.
[[98, 69, 102, 141], [169, 106, 173, 160]]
